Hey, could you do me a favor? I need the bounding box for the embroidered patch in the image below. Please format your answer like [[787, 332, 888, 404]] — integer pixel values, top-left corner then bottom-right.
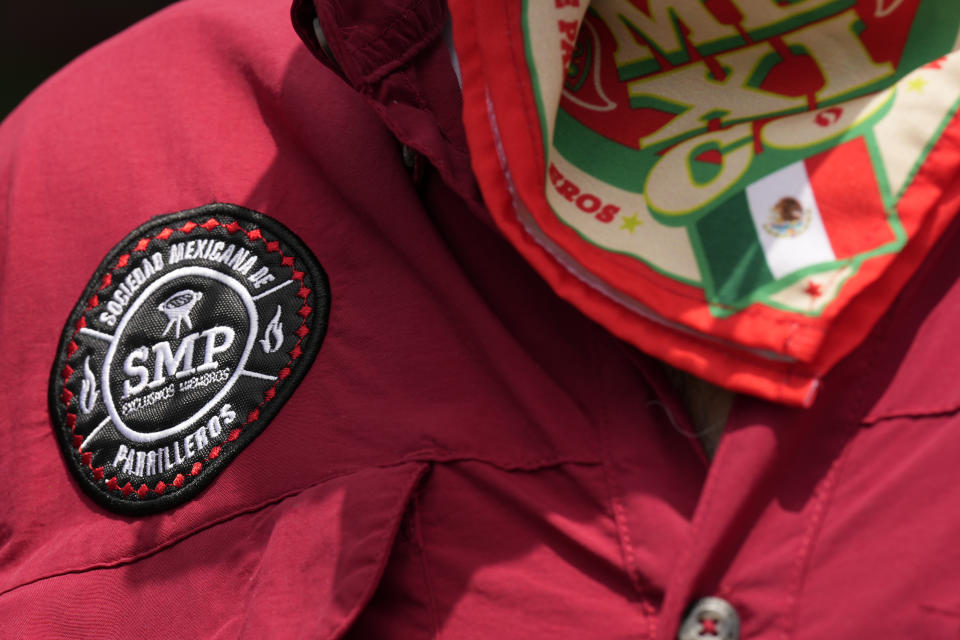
[[49, 203, 330, 514]]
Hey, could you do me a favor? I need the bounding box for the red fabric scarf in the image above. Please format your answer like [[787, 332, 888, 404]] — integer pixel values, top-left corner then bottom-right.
[[450, 0, 960, 405]]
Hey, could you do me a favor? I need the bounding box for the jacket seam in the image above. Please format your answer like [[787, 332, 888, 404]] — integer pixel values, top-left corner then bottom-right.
[[0, 466, 368, 599], [601, 452, 657, 640], [863, 404, 960, 424], [658, 422, 734, 635], [0, 457, 598, 598], [779, 337, 875, 639], [400, 451, 601, 469], [593, 342, 657, 639], [326, 463, 430, 639], [777, 424, 857, 639], [413, 487, 444, 640]]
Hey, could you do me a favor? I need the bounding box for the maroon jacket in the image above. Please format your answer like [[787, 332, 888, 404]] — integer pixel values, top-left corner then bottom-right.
[[2, 0, 960, 638]]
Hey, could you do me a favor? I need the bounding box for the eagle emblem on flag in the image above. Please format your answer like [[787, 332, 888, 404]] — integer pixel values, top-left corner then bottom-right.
[[763, 197, 812, 239]]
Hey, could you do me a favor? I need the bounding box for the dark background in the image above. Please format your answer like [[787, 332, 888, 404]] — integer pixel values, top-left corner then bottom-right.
[[1, 1, 178, 120]]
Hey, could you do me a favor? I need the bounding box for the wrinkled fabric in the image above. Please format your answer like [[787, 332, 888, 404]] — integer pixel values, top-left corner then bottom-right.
[[2, 0, 960, 638]]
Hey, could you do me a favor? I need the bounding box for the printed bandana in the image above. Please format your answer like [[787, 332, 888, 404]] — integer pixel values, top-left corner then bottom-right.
[[450, 0, 960, 405]]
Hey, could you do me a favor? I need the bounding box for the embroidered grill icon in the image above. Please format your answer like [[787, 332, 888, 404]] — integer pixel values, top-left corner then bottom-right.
[[159, 289, 203, 338]]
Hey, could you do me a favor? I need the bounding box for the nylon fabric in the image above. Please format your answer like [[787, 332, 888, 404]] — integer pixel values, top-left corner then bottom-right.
[[3, 0, 960, 638]]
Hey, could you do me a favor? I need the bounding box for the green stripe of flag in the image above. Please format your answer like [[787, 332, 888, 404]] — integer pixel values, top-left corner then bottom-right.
[[692, 191, 775, 309]]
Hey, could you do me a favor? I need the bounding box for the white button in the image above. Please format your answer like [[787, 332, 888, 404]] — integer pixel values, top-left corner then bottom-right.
[[677, 597, 740, 640]]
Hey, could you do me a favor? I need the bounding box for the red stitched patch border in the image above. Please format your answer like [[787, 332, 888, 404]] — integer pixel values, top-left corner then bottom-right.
[[49, 204, 330, 514]]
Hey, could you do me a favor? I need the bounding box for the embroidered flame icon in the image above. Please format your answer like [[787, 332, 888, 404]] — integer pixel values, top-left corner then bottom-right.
[[79, 356, 98, 414], [259, 305, 284, 354]]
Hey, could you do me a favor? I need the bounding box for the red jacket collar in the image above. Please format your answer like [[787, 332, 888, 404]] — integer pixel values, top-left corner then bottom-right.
[[291, 0, 487, 222], [293, 0, 446, 87]]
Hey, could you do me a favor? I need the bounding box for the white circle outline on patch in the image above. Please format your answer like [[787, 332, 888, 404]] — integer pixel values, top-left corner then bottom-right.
[[100, 266, 259, 443]]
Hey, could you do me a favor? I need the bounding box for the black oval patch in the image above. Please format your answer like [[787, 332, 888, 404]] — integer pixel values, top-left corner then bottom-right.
[[49, 203, 330, 514]]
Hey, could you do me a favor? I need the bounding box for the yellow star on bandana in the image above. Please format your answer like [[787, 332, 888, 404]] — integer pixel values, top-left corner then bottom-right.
[[620, 214, 642, 233], [906, 76, 928, 93]]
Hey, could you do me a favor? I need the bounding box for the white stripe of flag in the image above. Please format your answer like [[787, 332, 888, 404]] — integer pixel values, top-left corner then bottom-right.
[[744, 161, 836, 279]]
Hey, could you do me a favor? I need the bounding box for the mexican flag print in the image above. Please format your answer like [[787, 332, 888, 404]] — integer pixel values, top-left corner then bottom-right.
[[691, 136, 896, 314], [451, 0, 960, 405]]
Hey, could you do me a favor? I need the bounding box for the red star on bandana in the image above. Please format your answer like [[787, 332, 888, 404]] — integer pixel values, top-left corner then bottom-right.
[[804, 281, 823, 298]]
